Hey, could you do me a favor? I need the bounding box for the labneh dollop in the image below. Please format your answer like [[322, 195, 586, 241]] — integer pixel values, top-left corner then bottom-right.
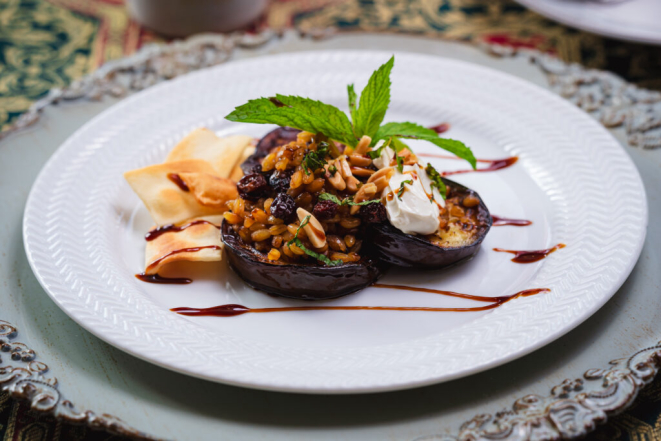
[[374, 146, 445, 235]]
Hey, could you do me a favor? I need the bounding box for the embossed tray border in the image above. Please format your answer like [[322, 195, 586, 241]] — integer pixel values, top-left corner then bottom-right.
[[3, 29, 660, 440]]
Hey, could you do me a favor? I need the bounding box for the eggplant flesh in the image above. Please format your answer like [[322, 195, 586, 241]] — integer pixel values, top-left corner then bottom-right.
[[370, 178, 492, 269], [241, 127, 300, 174], [221, 221, 387, 300]]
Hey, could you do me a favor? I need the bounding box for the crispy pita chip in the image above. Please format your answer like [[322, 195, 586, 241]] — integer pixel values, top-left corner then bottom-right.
[[229, 145, 256, 182], [124, 159, 226, 226], [165, 128, 253, 178], [145, 220, 223, 274], [178, 172, 238, 209]]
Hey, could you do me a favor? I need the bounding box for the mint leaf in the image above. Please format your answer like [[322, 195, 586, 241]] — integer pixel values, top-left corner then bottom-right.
[[374, 122, 476, 169], [301, 141, 330, 175], [353, 56, 394, 139], [396, 154, 404, 172], [347, 84, 357, 126], [397, 180, 413, 200], [425, 163, 447, 200], [318, 192, 381, 206], [225, 94, 356, 147], [287, 216, 343, 266]]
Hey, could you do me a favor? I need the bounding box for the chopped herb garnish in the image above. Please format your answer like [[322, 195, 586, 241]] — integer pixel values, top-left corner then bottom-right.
[[425, 163, 447, 200], [318, 192, 381, 206], [287, 216, 343, 266], [328, 165, 338, 176], [301, 141, 330, 175], [397, 180, 413, 200], [396, 154, 404, 172], [225, 56, 475, 165]]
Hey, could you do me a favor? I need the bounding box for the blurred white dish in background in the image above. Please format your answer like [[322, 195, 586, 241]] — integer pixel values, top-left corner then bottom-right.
[[515, 0, 661, 45]]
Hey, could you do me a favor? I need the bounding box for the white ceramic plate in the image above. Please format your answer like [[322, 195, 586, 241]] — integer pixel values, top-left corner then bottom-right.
[[24, 51, 646, 393], [515, 0, 661, 45]]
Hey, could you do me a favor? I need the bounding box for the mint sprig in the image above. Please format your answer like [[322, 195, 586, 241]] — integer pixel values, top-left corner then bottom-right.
[[287, 216, 343, 266], [352, 56, 394, 139], [374, 122, 476, 170], [301, 141, 330, 175], [318, 192, 381, 206], [225, 94, 356, 147], [225, 57, 476, 167], [425, 163, 447, 200], [397, 180, 413, 200]]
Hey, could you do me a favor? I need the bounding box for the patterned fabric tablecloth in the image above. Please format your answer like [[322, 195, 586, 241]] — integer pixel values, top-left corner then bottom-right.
[[1, 1, 660, 440]]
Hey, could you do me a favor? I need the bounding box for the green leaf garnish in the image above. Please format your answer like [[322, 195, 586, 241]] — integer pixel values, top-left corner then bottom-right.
[[425, 163, 447, 200], [347, 84, 357, 127], [397, 180, 413, 200], [374, 122, 477, 170], [225, 94, 356, 147], [396, 154, 404, 172], [301, 141, 330, 175], [226, 56, 475, 169], [318, 192, 381, 206], [287, 216, 343, 266], [352, 56, 394, 139]]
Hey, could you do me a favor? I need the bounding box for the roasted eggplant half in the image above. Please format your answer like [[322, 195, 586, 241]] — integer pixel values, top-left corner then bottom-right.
[[222, 221, 386, 300], [370, 178, 492, 269], [221, 128, 388, 299]]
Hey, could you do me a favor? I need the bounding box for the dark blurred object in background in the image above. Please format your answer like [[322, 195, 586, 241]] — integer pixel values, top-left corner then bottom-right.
[[126, 0, 269, 36]]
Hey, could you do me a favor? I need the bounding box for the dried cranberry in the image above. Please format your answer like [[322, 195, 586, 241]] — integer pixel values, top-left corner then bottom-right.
[[313, 200, 338, 220], [270, 193, 296, 222], [359, 202, 387, 224], [269, 169, 293, 193], [237, 173, 269, 200]]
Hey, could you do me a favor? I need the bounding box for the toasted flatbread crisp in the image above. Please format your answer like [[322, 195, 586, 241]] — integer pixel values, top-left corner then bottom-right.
[[165, 128, 253, 178], [145, 220, 223, 274], [124, 159, 234, 226]]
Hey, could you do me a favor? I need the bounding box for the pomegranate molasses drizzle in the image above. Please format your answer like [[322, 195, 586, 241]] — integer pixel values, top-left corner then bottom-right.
[[167, 173, 189, 192], [491, 215, 533, 227], [494, 243, 566, 263], [417, 153, 518, 176], [145, 220, 220, 241], [170, 285, 550, 317], [136, 273, 192, 284], [429, 123, 450, 134]]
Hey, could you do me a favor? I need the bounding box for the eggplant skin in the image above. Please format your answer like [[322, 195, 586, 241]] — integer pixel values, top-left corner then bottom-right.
[[241, 127, 301, 174], [221, 221, 388, 300], [370, 178, 492, 269]]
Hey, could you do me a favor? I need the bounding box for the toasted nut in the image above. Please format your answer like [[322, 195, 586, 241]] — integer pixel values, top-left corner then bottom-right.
[[267, 248, 281, 261], [337, 156, 352, 179], [351, 182, 378, 214], [371, 176, 390, 193], [223, 212, 242, 225], [345, 176, 360, 193], [296, 207, 327, 248], [325, 163, 346, 191], [348, 154, 372, 167], [290, 170, 303, 189], [368, 166, 395, 183], [305, 178, 326, 193], [327, 235, 347, 252], [340, 217, 361, 229], [354, 136, 372, 155], [350, 166, 375, 177], [462, 195, 480, 208], [269, 224, 288, 235], [251, 229, 272, 242], [344, 234, 356, 248]]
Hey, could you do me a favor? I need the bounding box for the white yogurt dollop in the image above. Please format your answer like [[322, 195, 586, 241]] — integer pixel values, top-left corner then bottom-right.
[[373, 147, 445, 235]]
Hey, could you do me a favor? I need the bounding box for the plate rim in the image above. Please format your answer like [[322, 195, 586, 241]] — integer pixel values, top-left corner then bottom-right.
[[23, 49, 648, 393], [514, 0, 661, 46]]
